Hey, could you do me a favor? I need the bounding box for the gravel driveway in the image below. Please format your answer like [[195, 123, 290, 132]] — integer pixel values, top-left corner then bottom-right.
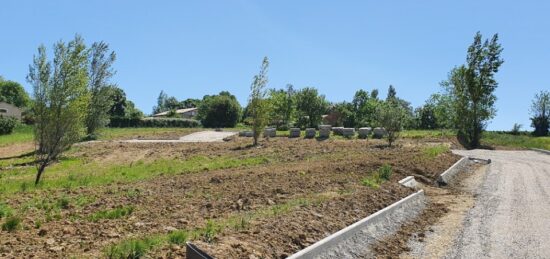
[[447, 149, 550, 258], [123, 131, 237, 143]]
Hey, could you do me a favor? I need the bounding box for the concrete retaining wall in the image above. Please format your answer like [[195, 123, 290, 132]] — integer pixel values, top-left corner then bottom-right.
[[437, 156, 470, 185], [287, 190, 426, 259]]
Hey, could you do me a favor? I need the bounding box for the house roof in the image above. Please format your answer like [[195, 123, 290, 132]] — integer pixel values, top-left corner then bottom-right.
[[153, 107, 197, 117]]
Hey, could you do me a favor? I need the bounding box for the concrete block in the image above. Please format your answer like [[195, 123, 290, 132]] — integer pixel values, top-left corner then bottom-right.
[[373, 127, 386, 139], [263, 128, 276, 138], [333, 127, 344, 135], [358, 127, 372, 139], [437, 157, 470, 185], [289, 128, 301, 138], [244, 131, 254, 137], [305, 128, 316, 138], [342, 128, 355, 138], [319, 125, 332, 138], [238, 131, 247, 137]]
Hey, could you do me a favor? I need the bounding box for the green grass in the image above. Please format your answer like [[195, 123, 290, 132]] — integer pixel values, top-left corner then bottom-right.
[[401, 129, 455, 139], [481, 132, 550, 150], [0, 155, 270, 196], [106, 196, 324, 258], [0, 203, 13, 218], [1, 216, 21, 232], [0, 124, 33, 147], [422, 145, 450, 158], [361, 164, 393, 189], [89, 206, 134, 222]]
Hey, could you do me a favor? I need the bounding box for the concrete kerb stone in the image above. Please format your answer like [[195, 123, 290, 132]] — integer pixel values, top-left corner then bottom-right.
[[305, 128, 316, 138], [437, 156, 470, 185], [289, 128, 301, 138], [398, 176, 419, 189], [286, 190, 426, 259]]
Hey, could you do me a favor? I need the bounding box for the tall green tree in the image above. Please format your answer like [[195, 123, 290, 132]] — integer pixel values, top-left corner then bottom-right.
[[27, 36, 90, 185], [295, 87, 328, 128], [0, 79, 30, 108], [530, 90, 550, 136], [377, 101, 406, 147], [107, 86, 143, 119], [444, 32, 504, 148], [198, 92, 241, 128], [85, 41, 116, 137], [247, 57, 270, 146], [267, 84, 295, 129]]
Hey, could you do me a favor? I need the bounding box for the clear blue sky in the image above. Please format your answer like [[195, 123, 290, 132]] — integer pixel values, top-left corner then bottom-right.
[[1, 1, 549, 130]]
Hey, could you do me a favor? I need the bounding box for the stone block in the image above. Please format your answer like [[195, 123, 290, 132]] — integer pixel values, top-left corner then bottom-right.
[[358, 127, 372, 139], [263, 128, 276, 138], [373, 127, 386, 139], [305, 128, 316, 138], [319, 125, 331, 138], [332, 127, 344, 135], [342, 128, 355, 138], [289, 128, 301, 138]]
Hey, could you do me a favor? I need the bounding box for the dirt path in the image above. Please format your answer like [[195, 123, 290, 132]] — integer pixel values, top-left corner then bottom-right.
[[439, 150, 550, 258], [122, 130, 238, 143]]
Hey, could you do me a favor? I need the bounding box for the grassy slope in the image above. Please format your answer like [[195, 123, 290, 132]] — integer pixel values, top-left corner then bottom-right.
[[481, 132, 550, 150], [0, 124, 33, 147]]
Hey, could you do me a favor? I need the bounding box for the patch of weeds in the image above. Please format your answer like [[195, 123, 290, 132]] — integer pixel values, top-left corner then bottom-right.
[[2, 216, 21, 232], [168, 230, 189, 245], [57, 197, 70, 209], [378, 164, 392, 181], [34, 220, 42, 229], [362, 164, 393, 189], [0, 203, 13, 218], [201, 220, 221, 243], [89, 206, 134, 222], [105, 237, 161, 259], [226, 216, 250, 231], [422, 145, 450, 159]]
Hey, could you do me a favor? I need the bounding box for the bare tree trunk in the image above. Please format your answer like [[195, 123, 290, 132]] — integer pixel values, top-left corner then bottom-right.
[[35, 162, 48, 186]]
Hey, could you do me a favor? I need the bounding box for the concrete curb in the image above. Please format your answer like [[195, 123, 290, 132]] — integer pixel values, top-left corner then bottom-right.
[[531, 148, 550, 155], [398, 176, 419, 189], [437, 156, 470, 185], [286, 190, 426, 259]]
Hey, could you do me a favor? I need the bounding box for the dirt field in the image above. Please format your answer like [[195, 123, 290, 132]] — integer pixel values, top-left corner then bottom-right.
[[0, 135, 460, 258]]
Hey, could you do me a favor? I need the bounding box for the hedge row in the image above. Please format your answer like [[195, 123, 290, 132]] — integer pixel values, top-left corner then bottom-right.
[[108, 117, 201, 128]]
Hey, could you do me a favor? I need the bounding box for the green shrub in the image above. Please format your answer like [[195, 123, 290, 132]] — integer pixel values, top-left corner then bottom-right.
[[2, 216, 21, 232], [108, 117, 200, 128], [198, 93, 241, 128], [0, 116, 18, 135], [378, 164, 392, 181], [57, 197, 70, 209]]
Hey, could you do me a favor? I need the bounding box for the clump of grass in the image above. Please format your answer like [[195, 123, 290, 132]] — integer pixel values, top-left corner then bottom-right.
[[422, 145, 450, 158], [168, 230, 189, 245], [202, 220, 221, 243], [57, 197, 70, 209], [89, 206, 134, 222], [2, 216, 21, 232], [105, 237, 161, 259], [362, 164, 393, 189], [0, 203, 13, 218]]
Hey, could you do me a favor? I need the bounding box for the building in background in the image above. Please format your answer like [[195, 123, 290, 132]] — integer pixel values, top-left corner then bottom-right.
[[0, 102, 22, 120]]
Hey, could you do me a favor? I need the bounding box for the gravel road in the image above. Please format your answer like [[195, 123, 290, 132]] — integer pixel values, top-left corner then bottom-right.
[[447, 149, 550, 258]]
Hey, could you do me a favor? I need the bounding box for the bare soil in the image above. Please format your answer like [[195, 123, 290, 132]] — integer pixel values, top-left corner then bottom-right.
[[0, 136, 459, 258]]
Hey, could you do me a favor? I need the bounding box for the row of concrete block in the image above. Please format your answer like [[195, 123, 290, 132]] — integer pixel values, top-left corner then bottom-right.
[[239, 126, 387, 139]]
